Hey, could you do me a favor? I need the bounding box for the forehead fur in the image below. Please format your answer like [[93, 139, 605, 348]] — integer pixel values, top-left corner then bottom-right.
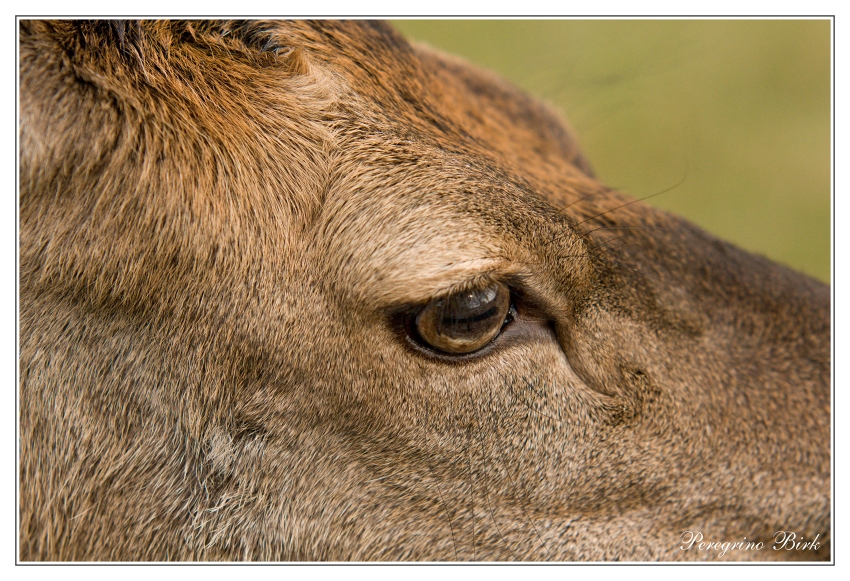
[[20, 21, 345, 307], [20, 20, 594, 310]]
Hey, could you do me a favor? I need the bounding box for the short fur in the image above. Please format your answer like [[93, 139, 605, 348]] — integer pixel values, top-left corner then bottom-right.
[[19, 20, 830, 561]]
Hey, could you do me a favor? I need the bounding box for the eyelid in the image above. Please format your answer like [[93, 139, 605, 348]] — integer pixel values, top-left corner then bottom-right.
[[385, 271, 527, 320], [419, 272, 509, 304], [367, 257, 524, 310]]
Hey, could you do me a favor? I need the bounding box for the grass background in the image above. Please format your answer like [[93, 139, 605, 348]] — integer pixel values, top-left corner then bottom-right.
[[392, 20, 831, 283]]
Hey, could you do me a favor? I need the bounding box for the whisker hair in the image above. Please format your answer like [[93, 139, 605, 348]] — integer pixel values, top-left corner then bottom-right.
[[574, 162, 690, 228]]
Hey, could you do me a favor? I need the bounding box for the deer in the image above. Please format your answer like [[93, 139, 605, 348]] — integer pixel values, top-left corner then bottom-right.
[[18, 20, 830, 561]]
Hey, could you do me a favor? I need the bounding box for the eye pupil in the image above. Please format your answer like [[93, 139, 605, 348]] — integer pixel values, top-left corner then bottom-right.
[[414, 282, 511, 355]]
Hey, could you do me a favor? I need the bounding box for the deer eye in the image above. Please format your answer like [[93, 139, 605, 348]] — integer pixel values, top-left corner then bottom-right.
[[412, 282, 513, 355]]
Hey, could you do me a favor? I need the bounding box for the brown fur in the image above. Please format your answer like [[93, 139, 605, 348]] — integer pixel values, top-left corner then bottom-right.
[[18, 20, 830, 561]]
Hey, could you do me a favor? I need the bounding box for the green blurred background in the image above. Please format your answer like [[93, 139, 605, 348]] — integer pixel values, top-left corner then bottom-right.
[[392, 20, 831, 283]]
